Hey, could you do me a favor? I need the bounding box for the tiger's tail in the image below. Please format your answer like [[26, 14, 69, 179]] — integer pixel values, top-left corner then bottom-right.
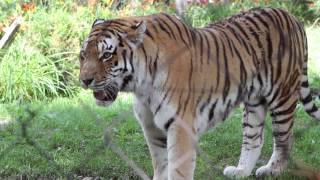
[[299, 37, 320, 120]]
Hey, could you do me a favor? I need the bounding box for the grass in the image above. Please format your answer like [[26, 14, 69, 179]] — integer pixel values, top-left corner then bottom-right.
[[0, 90, 319, 179]]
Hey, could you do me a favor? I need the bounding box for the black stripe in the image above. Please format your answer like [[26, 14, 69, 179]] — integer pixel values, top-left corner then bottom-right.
[[226, 26, 251, 56], [121, 49, 128, 72], [153, 137, 167, 148], [242, 122, 254, 128], [196, 83, 206, 108], [245, 15, 261, 31], [276, 28, 285, 82], [260, 10, 277, 27], [266, 30, 273, 84], [180, 20, 192, 45], [151, 49, 159, 85], [268, 88, 280, 106], [232, 21, 250, 40], [140, 44, 148, 84], [220, 31, 234, 58], [208, 100, 218, 122], [199, 86, 214, 113], [164, 117, 175, 131], [154, 18, 172, 38], [198, 31, 204, 64], [301, 80, 308, 87], [145, 29, 154, 40], [271, 100, 297, 117], [252, 12, 269, 29], [272, 9, 285, 28], [150, 20, 159, 33], [306, 104, 318, 114], [270, 96, 291, 112], [157, 16, 176, 40], [190, 29, 197, 48], [244, 132, 260, 139], [273, 121, 294, 138], [162, 13, 189, 47], [128, 46, 134, 73], [222, 42, 230, 103], [273, 115, 293, 125], [120, 75, 133, 90], [223, 100, 232, 121], [203, 32, 211, 64], [205, 30, 220, 92]]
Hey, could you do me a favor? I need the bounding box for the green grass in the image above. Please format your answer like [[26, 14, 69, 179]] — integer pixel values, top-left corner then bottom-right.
[[0, 90, 319, 179], [306, 27, 320, 91]]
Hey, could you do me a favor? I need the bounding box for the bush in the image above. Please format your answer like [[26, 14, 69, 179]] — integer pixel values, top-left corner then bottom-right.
[[185, 0, 320, 27], [0, 5, 88, 103], [0, 1, 174, 103], [0, 36, 75, 102]]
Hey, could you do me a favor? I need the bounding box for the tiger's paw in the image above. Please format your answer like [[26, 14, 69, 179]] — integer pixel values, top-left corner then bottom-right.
[[223, 166, 251, 178], [255, 165, 281, 177]]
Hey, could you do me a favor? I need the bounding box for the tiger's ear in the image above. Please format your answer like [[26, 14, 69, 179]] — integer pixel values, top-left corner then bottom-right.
[[125, 20, 147, 47], [92, 19, 105, 27]]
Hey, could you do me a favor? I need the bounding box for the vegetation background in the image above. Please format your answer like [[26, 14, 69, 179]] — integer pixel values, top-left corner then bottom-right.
[[0, 0, 320, 179]]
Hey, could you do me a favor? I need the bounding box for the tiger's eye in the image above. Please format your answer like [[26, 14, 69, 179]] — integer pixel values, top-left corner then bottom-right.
[[102, 52, 113, 62]]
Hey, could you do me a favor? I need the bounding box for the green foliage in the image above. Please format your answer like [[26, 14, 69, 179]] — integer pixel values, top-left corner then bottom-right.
[[185, 0, 320, 27], [0, 37, 75, 102], [0, 1, 174, 103], [0, 7, 87, 103], [185, 4, 238, 27]]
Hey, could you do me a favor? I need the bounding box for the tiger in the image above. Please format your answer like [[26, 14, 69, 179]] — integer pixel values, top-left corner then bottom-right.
[[79, 7, 320, 179]]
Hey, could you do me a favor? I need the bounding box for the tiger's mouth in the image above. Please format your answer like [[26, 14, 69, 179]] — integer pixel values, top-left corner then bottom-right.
[[93, 89, 118, 106]]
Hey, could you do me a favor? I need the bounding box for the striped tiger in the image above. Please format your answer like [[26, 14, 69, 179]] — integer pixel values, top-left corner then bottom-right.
[[79, 7, 320, 179]]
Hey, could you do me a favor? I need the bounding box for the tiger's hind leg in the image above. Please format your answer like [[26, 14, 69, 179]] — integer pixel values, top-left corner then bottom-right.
[[224, 98, 267, 178], [133, 97, 168, 180], [256, 92, 298, 177]]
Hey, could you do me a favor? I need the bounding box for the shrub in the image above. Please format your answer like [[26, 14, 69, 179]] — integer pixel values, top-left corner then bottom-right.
[[0, 1, 175, 103], [0, 36, 76, 102], [0, 5, 87, 103], [185, 0, 320, 28]]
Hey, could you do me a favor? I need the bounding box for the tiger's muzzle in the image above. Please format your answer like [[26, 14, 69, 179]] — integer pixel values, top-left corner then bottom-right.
[[80, 78, 119, 107], [93, 85, 119, 107]]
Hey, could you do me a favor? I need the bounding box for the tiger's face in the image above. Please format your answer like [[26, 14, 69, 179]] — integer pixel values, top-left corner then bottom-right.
[[79, 19, 146, 106]]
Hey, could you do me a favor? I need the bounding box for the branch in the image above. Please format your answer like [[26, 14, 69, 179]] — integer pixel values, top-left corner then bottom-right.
[[0, 16, 22, 49]]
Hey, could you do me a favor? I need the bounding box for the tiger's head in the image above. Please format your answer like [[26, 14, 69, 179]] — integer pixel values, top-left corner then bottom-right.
[[79, 18, 147, 106]]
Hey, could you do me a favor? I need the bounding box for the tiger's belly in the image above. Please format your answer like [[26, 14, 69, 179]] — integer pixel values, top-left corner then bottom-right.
[[195, 93, 240, 134]]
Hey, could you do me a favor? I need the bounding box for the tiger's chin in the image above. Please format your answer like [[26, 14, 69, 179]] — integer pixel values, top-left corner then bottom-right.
[[93, 90, 118, 107]]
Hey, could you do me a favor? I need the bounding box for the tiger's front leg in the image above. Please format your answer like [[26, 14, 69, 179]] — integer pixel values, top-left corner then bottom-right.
[[167, 118, 197, 180], [133, 98, 168, 180]]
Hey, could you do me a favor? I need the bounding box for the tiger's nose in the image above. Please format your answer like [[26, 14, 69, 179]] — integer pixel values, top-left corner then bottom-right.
[[82, 78, 94, 86]]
